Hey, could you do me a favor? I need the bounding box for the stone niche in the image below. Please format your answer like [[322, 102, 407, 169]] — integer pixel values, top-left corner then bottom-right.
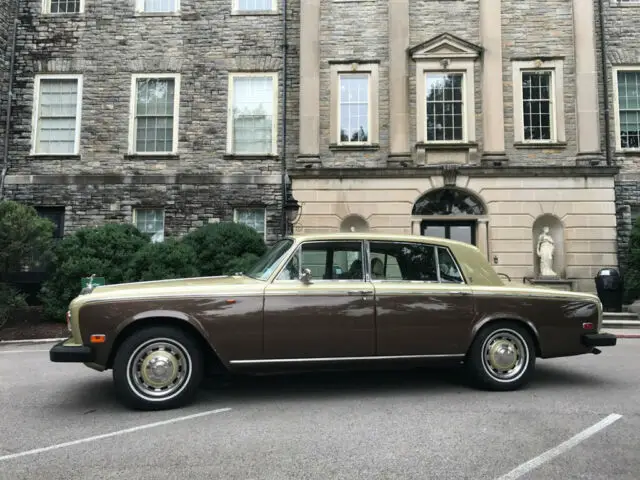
[[531, 214, 566, 279]]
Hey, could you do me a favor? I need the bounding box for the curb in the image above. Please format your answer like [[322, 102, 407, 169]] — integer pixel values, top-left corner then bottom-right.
[[0, 337, 65, 345]]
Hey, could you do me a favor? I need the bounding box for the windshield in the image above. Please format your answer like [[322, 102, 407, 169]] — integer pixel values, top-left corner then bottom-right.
[[244, 238, 295, 280]]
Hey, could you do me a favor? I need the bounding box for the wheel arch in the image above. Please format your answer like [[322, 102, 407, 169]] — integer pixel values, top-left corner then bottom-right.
[[469, 316, 543, 357], [105, 315, 227, 373]]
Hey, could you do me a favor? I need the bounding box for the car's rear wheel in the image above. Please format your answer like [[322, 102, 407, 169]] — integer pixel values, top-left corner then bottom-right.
[[112, 326, 204, 410], [465, 321, 536, 391]]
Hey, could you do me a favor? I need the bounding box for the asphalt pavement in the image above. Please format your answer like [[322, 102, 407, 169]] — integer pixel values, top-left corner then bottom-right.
[[0, 339, 639, 480]]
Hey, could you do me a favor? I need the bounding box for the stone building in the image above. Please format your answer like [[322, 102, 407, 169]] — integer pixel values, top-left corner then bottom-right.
[[0, 0, 298, 244], [288, 0, 621, 293], [603, 0, 640, 273]]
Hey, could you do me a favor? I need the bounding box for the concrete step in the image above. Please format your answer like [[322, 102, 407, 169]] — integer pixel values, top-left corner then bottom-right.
[[602, 328, 640, 338], [602, 318, 640, 329]]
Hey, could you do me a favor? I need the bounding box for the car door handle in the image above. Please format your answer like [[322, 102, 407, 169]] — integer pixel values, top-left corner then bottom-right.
[[348, 290, 374, 296], [449, 291, 470, 296]]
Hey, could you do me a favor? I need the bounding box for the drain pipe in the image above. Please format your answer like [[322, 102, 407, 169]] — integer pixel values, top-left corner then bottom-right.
[[279, 0, 289, 237], [0, 18, 19, 201], [597, 0, 612, 166]]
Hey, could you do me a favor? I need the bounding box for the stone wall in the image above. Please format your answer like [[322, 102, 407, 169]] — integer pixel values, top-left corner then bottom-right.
[[3, 0, 300, 241], [0, 0, 18, 161], [600, 0, 640, 270]]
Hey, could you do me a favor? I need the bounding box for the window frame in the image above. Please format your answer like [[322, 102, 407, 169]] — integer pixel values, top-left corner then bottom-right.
[[366, 240, 467, 285], [232, 0, 277, 13], [233, 207, 267, 241], [512, 59, 565, 145], [273, 240, 367, 283], [41, 0, 84, 14], [415, 59, 475, 145], [329, 62, 379, 146], [226, 72, 279, 156], [612, 66, 640, 152], [31, 73, 83, 156], [132, 207, 166, 243], [134, 0, 180, 14], [128, 73, 181, 155]]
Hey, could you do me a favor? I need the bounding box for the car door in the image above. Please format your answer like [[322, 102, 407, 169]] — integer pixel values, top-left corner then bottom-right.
[[369, 240, 475, 356], [263, 240, 376, 359]]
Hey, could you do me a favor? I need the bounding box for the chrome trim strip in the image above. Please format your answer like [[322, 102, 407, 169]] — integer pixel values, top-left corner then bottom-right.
[[230, 354, 465, 364]]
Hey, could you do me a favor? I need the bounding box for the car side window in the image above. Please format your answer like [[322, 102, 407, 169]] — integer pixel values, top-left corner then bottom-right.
[[277, 241, 364, 281], [369, 241, 438, 282], [437, 247, 464, 283]]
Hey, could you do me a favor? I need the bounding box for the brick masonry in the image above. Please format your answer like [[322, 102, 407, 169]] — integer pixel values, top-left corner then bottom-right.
[[1, 0, 301, 243]]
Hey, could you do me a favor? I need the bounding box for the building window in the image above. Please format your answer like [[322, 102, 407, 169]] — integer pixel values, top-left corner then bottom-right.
[[330, 62, 379, 147], [135, 0, 179, 13], [234, 208, 266, 238], [129, 74, 180, 154], [42, 0, 83, 14], [338, 73, 370, 143], [512, 59, 565, 145], [133, 208, 165, 243], [227, 73, 278, 155], [233, 0, 275, 12], [425, 72, 464, 142], [32, 75, 83, 155], [614, 69, 640, 150]]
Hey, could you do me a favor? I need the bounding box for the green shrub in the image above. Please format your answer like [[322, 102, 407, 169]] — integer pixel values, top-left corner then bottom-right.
[[40, 223, 150, 322], [181, 222, 266, 276], [126, 239, 200, 282], [625, 216, 640, 303], [0, 283, 28, 328], [0, 200, 55, 273], [223, 252, 261, 275]]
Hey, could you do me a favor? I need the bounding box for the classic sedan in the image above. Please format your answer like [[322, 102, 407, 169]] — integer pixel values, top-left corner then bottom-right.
[[50, 232, 616, 410]]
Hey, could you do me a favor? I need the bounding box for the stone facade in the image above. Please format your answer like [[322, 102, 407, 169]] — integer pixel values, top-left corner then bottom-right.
[[1, 0, 300, 242], [599, 0, 640, 273], [0, 0, 18, 160], [290, 0, 619, 293]]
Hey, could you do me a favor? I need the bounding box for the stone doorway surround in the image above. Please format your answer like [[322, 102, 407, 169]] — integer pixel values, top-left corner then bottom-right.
[[288, 165, 619, 293]]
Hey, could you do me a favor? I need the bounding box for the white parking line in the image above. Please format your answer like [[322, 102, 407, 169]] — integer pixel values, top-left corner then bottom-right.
[[0, 407, 232, 462], [496, 413, 623, 480], [0, 349, 49, 354]]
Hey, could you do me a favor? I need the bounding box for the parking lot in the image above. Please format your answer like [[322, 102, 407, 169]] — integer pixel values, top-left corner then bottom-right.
[[0, 339, 639, 480]]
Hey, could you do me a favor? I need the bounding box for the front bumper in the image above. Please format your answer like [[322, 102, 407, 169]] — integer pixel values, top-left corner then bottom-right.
[[581, 332, 617, 348], [49, 339, 94, 363]]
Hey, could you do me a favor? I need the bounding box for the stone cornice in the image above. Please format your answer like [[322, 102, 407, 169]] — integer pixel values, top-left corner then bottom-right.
[[4, 174, 282, 185], [288, 165, 621, 179]]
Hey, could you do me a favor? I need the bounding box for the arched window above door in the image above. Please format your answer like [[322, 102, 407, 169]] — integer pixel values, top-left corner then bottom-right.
[[412, 188, 486, 216]]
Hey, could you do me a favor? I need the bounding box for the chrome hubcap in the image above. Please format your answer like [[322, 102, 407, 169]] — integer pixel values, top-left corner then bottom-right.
[[481, 330, 528, 382], [127, 338, 192, 401]]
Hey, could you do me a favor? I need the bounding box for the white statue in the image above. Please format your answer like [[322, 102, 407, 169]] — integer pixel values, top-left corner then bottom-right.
[[536, 226, 557, 277]]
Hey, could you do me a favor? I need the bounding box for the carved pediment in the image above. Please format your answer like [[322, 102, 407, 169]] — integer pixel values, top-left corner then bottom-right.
[[409, 33, 482, 61]]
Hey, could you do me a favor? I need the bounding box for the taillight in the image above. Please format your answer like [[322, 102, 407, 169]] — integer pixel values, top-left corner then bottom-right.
[[582, 322, 594, 330], [66, 310, 71, 332]]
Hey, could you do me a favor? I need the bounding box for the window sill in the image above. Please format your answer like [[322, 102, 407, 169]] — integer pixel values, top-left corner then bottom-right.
[[124, 153, 180, 160], [513, 142, 567, 149], [415, 142, 478, 151], [231, 10, 279, 16], [27, 154, 81, 161], [40, 12, 84, 17], [223, 153, 279, 160], [614, 149, 640, 157], [134, 12, 181, 17], [329, 143, 380, 152]]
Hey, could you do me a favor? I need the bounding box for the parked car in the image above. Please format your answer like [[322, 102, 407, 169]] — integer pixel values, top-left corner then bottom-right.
[[50, 232, 616, 411]]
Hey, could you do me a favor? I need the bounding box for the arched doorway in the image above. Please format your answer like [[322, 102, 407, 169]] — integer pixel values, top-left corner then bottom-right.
[[340, 214, 369, 232], [412, 187, 486, 246]]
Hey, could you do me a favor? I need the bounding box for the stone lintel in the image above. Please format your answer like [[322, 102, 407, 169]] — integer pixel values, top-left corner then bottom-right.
[[4, 174, 283, 185]]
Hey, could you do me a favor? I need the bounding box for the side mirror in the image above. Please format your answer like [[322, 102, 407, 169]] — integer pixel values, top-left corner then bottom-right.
[[300, 268, 312, 285]]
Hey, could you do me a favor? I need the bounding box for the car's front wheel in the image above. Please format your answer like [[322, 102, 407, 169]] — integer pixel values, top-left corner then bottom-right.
[[465, 321, 536, 391], [112, 326, 204, 411]]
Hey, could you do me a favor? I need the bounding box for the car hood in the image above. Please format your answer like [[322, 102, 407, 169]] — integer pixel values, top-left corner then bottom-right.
[[73, 275, 264, 304]]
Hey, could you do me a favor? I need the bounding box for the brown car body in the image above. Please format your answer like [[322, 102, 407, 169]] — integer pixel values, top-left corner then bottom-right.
[[50, 232, 616, 409]]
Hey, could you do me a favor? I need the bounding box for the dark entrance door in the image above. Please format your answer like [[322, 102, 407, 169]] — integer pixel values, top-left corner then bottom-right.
[[421, 220, 476, 245]]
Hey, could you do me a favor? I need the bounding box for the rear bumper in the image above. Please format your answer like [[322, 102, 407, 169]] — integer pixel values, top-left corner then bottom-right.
[[581, 332, 617, 348], [49, 339, 94, 363]]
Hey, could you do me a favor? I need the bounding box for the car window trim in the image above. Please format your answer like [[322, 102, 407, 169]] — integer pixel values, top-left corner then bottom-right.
[[271, 239, 368, 284]]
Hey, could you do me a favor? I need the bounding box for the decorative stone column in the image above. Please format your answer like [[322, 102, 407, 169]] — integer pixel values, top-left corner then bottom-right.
[[572, 0, 603, 165], [298, 0, 321, 164], [477, 218, 489, 260], [388, 0, 410, 161], [479, 0, 508, 165]]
